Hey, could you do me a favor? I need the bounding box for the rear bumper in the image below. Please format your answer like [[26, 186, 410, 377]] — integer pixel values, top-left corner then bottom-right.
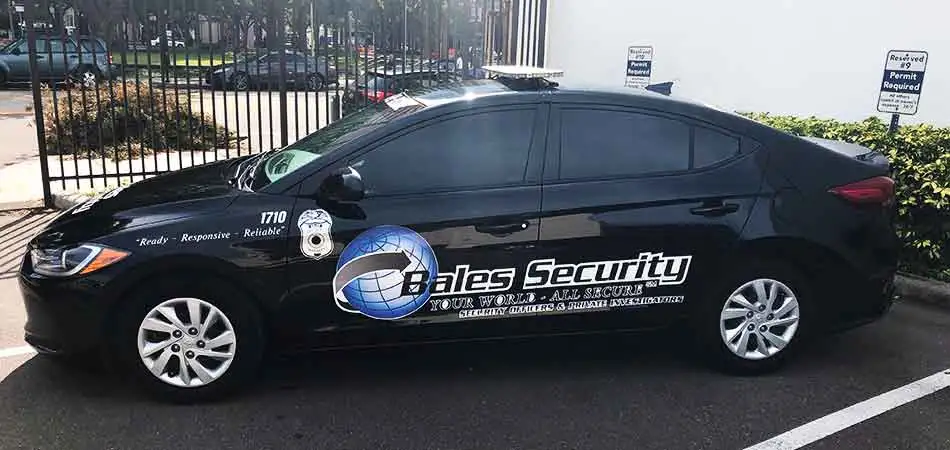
[[824, 267, 897, 333]]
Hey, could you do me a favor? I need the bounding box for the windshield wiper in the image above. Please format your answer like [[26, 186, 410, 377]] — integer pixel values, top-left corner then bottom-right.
[[237, 149, 276, 191]]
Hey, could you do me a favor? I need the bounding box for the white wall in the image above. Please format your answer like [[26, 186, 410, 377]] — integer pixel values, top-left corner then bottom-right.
[[544, 0, 950, 125]]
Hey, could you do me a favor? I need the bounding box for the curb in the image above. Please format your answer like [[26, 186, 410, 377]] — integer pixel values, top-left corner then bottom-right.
[[50, 192, 92, 210], [894, 272, 950, 309]]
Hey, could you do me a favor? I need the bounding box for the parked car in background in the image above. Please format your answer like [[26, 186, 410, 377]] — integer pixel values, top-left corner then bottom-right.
[[0, 34, 113, 87], [205, 49, 337, 91], [150, 30, 187, 48], [343, 68, 461, 113]]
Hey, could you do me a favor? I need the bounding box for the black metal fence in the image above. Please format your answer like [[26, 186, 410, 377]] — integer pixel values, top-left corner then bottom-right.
[[20, 0, 505, 206]]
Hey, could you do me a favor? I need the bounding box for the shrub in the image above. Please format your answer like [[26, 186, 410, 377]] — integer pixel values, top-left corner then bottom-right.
[[744, 113, 950, 281], [41, 82, 236, 159]]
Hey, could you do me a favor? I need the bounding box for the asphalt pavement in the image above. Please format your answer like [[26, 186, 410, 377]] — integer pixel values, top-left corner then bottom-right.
[[0, 210, 949, 450]]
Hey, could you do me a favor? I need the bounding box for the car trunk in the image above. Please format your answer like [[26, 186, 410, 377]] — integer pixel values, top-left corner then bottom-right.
[[800, 137, 890, 172]]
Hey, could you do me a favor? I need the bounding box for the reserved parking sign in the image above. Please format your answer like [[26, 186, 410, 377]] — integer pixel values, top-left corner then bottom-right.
[[877, 50, 928, 115]]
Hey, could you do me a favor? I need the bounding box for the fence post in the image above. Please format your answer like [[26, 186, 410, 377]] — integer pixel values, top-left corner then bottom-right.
[[24, 4, 52, 208], [331, 96, 340, 122], [273, 3, 289, 148]]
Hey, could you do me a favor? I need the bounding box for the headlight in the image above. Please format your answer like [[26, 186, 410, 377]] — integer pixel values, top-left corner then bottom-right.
[[30, 244, 130, 277]]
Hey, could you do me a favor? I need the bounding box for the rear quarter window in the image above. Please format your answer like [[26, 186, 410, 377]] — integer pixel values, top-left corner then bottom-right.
[[693, 126, 740, 168]]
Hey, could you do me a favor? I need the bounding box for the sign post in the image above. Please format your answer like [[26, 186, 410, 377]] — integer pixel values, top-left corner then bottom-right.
[[625, 46, 654, 89], [876, 49, 928, 134]]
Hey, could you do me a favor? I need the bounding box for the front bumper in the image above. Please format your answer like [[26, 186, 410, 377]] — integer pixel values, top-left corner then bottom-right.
[[205, 70, 229, 88], [19, 269, 112, 356]]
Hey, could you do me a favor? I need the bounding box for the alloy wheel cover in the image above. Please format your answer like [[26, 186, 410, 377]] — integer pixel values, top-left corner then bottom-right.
[[137, 297, 237, 388], [719, 278, 800, 361]]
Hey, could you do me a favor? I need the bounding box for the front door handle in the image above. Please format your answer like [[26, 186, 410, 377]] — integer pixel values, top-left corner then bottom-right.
[[690, 202, 739, 217], [475, 221, 530, 236]]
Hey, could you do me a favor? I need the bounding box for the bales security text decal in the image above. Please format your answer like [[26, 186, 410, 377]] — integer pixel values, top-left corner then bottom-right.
[[319, 219, 691, 321]]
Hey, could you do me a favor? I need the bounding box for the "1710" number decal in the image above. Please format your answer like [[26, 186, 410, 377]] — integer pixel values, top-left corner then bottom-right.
[[260, 211, 288, 225]]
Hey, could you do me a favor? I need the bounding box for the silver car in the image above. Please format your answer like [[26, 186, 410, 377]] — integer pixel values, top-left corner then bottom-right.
[[0, 35, 113, 87]]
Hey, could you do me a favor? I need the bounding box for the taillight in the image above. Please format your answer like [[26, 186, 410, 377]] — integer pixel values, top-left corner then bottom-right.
[[365, 91, 392, 103], [829, 176, 895, 206]]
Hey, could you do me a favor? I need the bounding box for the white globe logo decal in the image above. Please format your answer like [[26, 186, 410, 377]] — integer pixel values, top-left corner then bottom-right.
[[333, 225, 439, 320]]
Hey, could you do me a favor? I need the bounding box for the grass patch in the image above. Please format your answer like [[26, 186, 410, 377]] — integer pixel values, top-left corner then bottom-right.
[[116, 51, 233, 68]]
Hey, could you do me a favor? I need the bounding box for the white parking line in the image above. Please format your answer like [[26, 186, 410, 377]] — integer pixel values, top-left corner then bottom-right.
[[0, 346, 36, 359], [745, 368, 950, 450]]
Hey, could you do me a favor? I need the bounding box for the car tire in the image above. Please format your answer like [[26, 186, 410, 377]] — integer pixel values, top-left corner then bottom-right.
[[692, 258, 811, 375], [70, 66, 99, 89], [231, 72, 251, 91], [307, 73, 325, 91], [111, 275, 265, 403], [0, 70, 7, 87]]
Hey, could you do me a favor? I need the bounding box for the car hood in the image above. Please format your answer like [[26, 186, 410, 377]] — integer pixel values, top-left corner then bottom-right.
[[35, 157, 249, 247]]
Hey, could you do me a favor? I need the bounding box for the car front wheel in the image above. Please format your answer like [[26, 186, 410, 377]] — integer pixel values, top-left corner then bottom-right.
[[695, 259, 809, 374], [231, 72, 250, 91], [113, 277, 264, 403], [70, 67, 99, 89]]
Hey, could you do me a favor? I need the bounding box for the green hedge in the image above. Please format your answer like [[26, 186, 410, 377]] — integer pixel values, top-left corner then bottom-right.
[[743, 113, 950, 281]]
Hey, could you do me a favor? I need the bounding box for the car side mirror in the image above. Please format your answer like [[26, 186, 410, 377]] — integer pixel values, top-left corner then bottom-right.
[[320, 166, 364, 202], [10, 47, 20, 55]]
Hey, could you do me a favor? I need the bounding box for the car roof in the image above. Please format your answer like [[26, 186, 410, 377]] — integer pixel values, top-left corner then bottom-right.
[[398, 78, 775, 137]]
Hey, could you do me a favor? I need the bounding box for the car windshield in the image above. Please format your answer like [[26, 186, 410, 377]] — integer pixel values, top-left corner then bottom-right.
[[0, 39, 22, 53], [246, 98, 423, 190]]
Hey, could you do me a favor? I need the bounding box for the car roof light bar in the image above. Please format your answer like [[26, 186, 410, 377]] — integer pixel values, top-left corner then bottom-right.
[[482, 65, 565, 79]]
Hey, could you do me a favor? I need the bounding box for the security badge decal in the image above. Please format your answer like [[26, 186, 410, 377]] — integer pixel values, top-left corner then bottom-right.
[[298, 209, 334, 261]]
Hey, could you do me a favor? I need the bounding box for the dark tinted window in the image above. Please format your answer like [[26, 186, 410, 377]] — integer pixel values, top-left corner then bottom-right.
[[79, 39, 105, 53], [363, 76, 393, 91], [13, 40, 29, 53], [693, 126, 740, 168], [352, 109, 536, 195], [559, 109, 690, 179]]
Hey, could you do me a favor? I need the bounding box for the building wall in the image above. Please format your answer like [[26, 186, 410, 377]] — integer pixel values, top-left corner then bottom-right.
[[543, 0, 950, 125]]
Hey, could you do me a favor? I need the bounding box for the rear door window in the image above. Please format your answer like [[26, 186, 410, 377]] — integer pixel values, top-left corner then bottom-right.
[[558, 108, 691, 180]]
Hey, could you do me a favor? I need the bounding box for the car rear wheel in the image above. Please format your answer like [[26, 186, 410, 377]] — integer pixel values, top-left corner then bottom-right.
[[113, 277, 264, 403], [231, 72, 250, 91], [694, 259, 810, 374], [307, 73, 325, 91]]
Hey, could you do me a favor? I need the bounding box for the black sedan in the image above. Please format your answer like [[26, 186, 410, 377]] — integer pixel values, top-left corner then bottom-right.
[[19, 67, 898, 403], [205, 50, 337, 91]]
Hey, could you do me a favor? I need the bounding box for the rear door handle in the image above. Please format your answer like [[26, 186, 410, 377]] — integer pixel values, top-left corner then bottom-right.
[[475, 221, 530, 236], [690, 202, 739, 217]]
